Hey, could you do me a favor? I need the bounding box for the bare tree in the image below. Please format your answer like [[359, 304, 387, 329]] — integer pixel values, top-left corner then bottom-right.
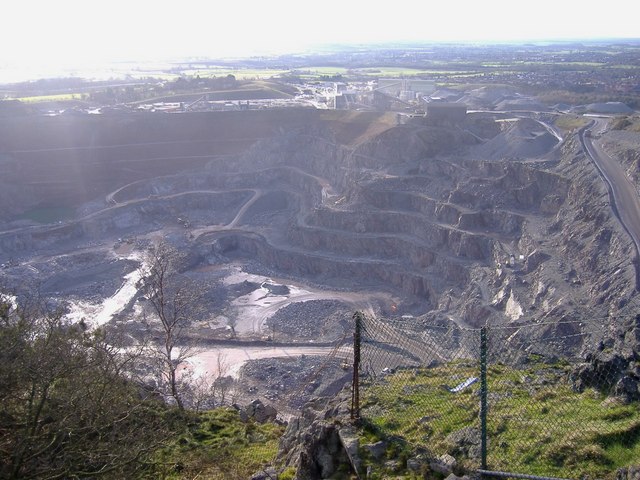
[[227, 315, 238, 338], [211, 351, 232, 405], [140, 241, 202, 410], [186, 351, 234, 411]]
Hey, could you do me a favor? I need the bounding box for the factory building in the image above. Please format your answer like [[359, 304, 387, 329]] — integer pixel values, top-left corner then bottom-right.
[[376, 79, 436, 99]]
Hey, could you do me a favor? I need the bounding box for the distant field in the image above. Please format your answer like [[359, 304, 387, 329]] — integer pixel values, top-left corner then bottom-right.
[[14, 93, 85, 103], [183, 68, 290, 79]]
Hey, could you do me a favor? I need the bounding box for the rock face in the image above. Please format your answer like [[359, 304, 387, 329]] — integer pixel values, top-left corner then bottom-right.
[[571, 320, 640, 402], [1, 110, 638, 359], [277, 397, 354, 480]]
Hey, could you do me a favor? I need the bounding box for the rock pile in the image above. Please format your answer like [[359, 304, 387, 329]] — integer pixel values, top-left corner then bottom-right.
[[235, 399, 278, 424]]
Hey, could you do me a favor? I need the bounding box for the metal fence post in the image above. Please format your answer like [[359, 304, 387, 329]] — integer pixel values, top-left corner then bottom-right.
[[480, 326, 488, 473], [351, 311, 362, 420]]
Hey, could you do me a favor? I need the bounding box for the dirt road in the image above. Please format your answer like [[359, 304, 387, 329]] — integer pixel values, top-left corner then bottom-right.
[[581, 119, 640, 288]]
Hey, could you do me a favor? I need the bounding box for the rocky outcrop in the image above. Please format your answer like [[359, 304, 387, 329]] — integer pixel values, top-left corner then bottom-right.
[[2, 111, 638, 359], [277, 397, 355, 480], [571, 318, 640, 402], [617, 465, 640, 480], [237, 399, 278, 423]]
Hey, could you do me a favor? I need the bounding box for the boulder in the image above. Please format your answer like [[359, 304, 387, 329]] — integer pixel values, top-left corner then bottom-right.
[[430, 453, 457, 475], [614, 376, 640, 403], [571, 350, 628, 393], [250, 466, 277, 480], [276, 397, 355, 479], [406, 457, 423, 472], [363, 440, 387, 460], [244, 399, 278, 424], [446, 427, 482, 460], [445, 474, 472, 480], [617, 465, 640, 480]]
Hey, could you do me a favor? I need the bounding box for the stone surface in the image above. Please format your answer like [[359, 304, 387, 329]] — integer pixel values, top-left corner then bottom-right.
[[445, 474, 471, 480], [244, 399, 278, 424], [383, 460, 401, 472], [338, 426, 361, 474], [430, 453, 457, 474], [446, 427, 482, 460], [250, 466, 277, 480], [363, 440, 387, 460], [617, 466, 640, 480], [406, 457, 422, 472], [277, 394, 355, 479]]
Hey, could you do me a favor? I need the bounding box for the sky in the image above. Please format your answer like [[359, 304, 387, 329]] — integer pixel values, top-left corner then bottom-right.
[[1, 0, 639, 75]]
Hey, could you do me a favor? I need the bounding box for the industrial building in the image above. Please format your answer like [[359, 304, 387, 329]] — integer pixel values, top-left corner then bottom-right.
[[377, 78, 436, 100]]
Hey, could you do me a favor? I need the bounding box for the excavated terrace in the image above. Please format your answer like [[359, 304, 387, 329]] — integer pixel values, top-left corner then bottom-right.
[[0, 110, 638, 403]]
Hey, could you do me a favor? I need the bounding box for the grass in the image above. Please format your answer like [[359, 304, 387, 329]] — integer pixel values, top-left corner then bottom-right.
[[554, 114, 590, 131], [154, 408, 285, 480], [13, 93, 85, 103], [185, 68, 291, 80], [18, 206, 76, 224], [360, 361, 640, 479]]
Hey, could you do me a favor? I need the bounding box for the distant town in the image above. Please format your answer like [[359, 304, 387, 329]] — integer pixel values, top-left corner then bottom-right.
[[1, 41, 639, 118]]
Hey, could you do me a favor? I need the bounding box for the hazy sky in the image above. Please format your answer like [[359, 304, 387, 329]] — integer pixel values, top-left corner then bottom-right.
[[1, 0, 639, 70]]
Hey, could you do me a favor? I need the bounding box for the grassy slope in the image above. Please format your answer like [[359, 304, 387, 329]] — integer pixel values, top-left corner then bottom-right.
[[154, 408, 284, 480], [360, 361, 640, 479]]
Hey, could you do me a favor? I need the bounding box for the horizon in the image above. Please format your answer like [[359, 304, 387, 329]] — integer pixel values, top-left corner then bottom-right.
[[1, 37, 639, 85], [2, 0, 640, 83]]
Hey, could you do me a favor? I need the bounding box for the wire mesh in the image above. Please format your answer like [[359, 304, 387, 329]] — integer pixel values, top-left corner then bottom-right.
[[357, 314, 640, 479], [359, 315, 483, 471]]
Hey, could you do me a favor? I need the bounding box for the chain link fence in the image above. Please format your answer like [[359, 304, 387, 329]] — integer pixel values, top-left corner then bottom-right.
[[355, 313, 640, 479]]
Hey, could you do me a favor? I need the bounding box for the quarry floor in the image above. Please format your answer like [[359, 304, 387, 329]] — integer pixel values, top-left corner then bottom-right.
[[2, 108, 640, 413]]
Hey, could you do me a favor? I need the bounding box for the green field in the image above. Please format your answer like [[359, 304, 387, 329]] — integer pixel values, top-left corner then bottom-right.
[[14, 93, 86, 103], [554, 114, 591, 131], [183, 68, 290, 79]]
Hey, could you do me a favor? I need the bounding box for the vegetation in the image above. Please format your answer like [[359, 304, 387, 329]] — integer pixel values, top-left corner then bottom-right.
[[14, 93, 86, 103], [154, 408, 284, 479], [0, 291, 281, 479], [554, 114, 590, 131], [359, 361, 640, 478], [18, 206, 76, 224], [0, 294, 172, 479], [537, 90, 640, 110], [611, 116, 640, 132], [139, 241, 204, 410]]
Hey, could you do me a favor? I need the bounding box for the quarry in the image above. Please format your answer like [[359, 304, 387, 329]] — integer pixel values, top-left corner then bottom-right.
[[2, 91, 640, 420]]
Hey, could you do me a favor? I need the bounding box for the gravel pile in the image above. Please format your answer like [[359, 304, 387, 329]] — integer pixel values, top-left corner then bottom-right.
[[239, 355, 350, 410], [266, 300, 351, 342]]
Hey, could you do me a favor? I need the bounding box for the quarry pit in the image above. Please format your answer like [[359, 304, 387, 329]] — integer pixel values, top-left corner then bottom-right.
[[1, 106, 637, 412]]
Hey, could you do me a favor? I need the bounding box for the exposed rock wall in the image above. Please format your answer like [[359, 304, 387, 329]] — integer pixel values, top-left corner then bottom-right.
[[2, 111, 637, 351]]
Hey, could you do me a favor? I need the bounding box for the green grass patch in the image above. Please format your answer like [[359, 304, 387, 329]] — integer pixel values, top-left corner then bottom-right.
[[12, 93, 85, 103], [360, 362, 640, 478], [18, 206, 76, 224], [185, 68, 290, 80], [554, 114, 590, 131], [154, 408, 284, 480]]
